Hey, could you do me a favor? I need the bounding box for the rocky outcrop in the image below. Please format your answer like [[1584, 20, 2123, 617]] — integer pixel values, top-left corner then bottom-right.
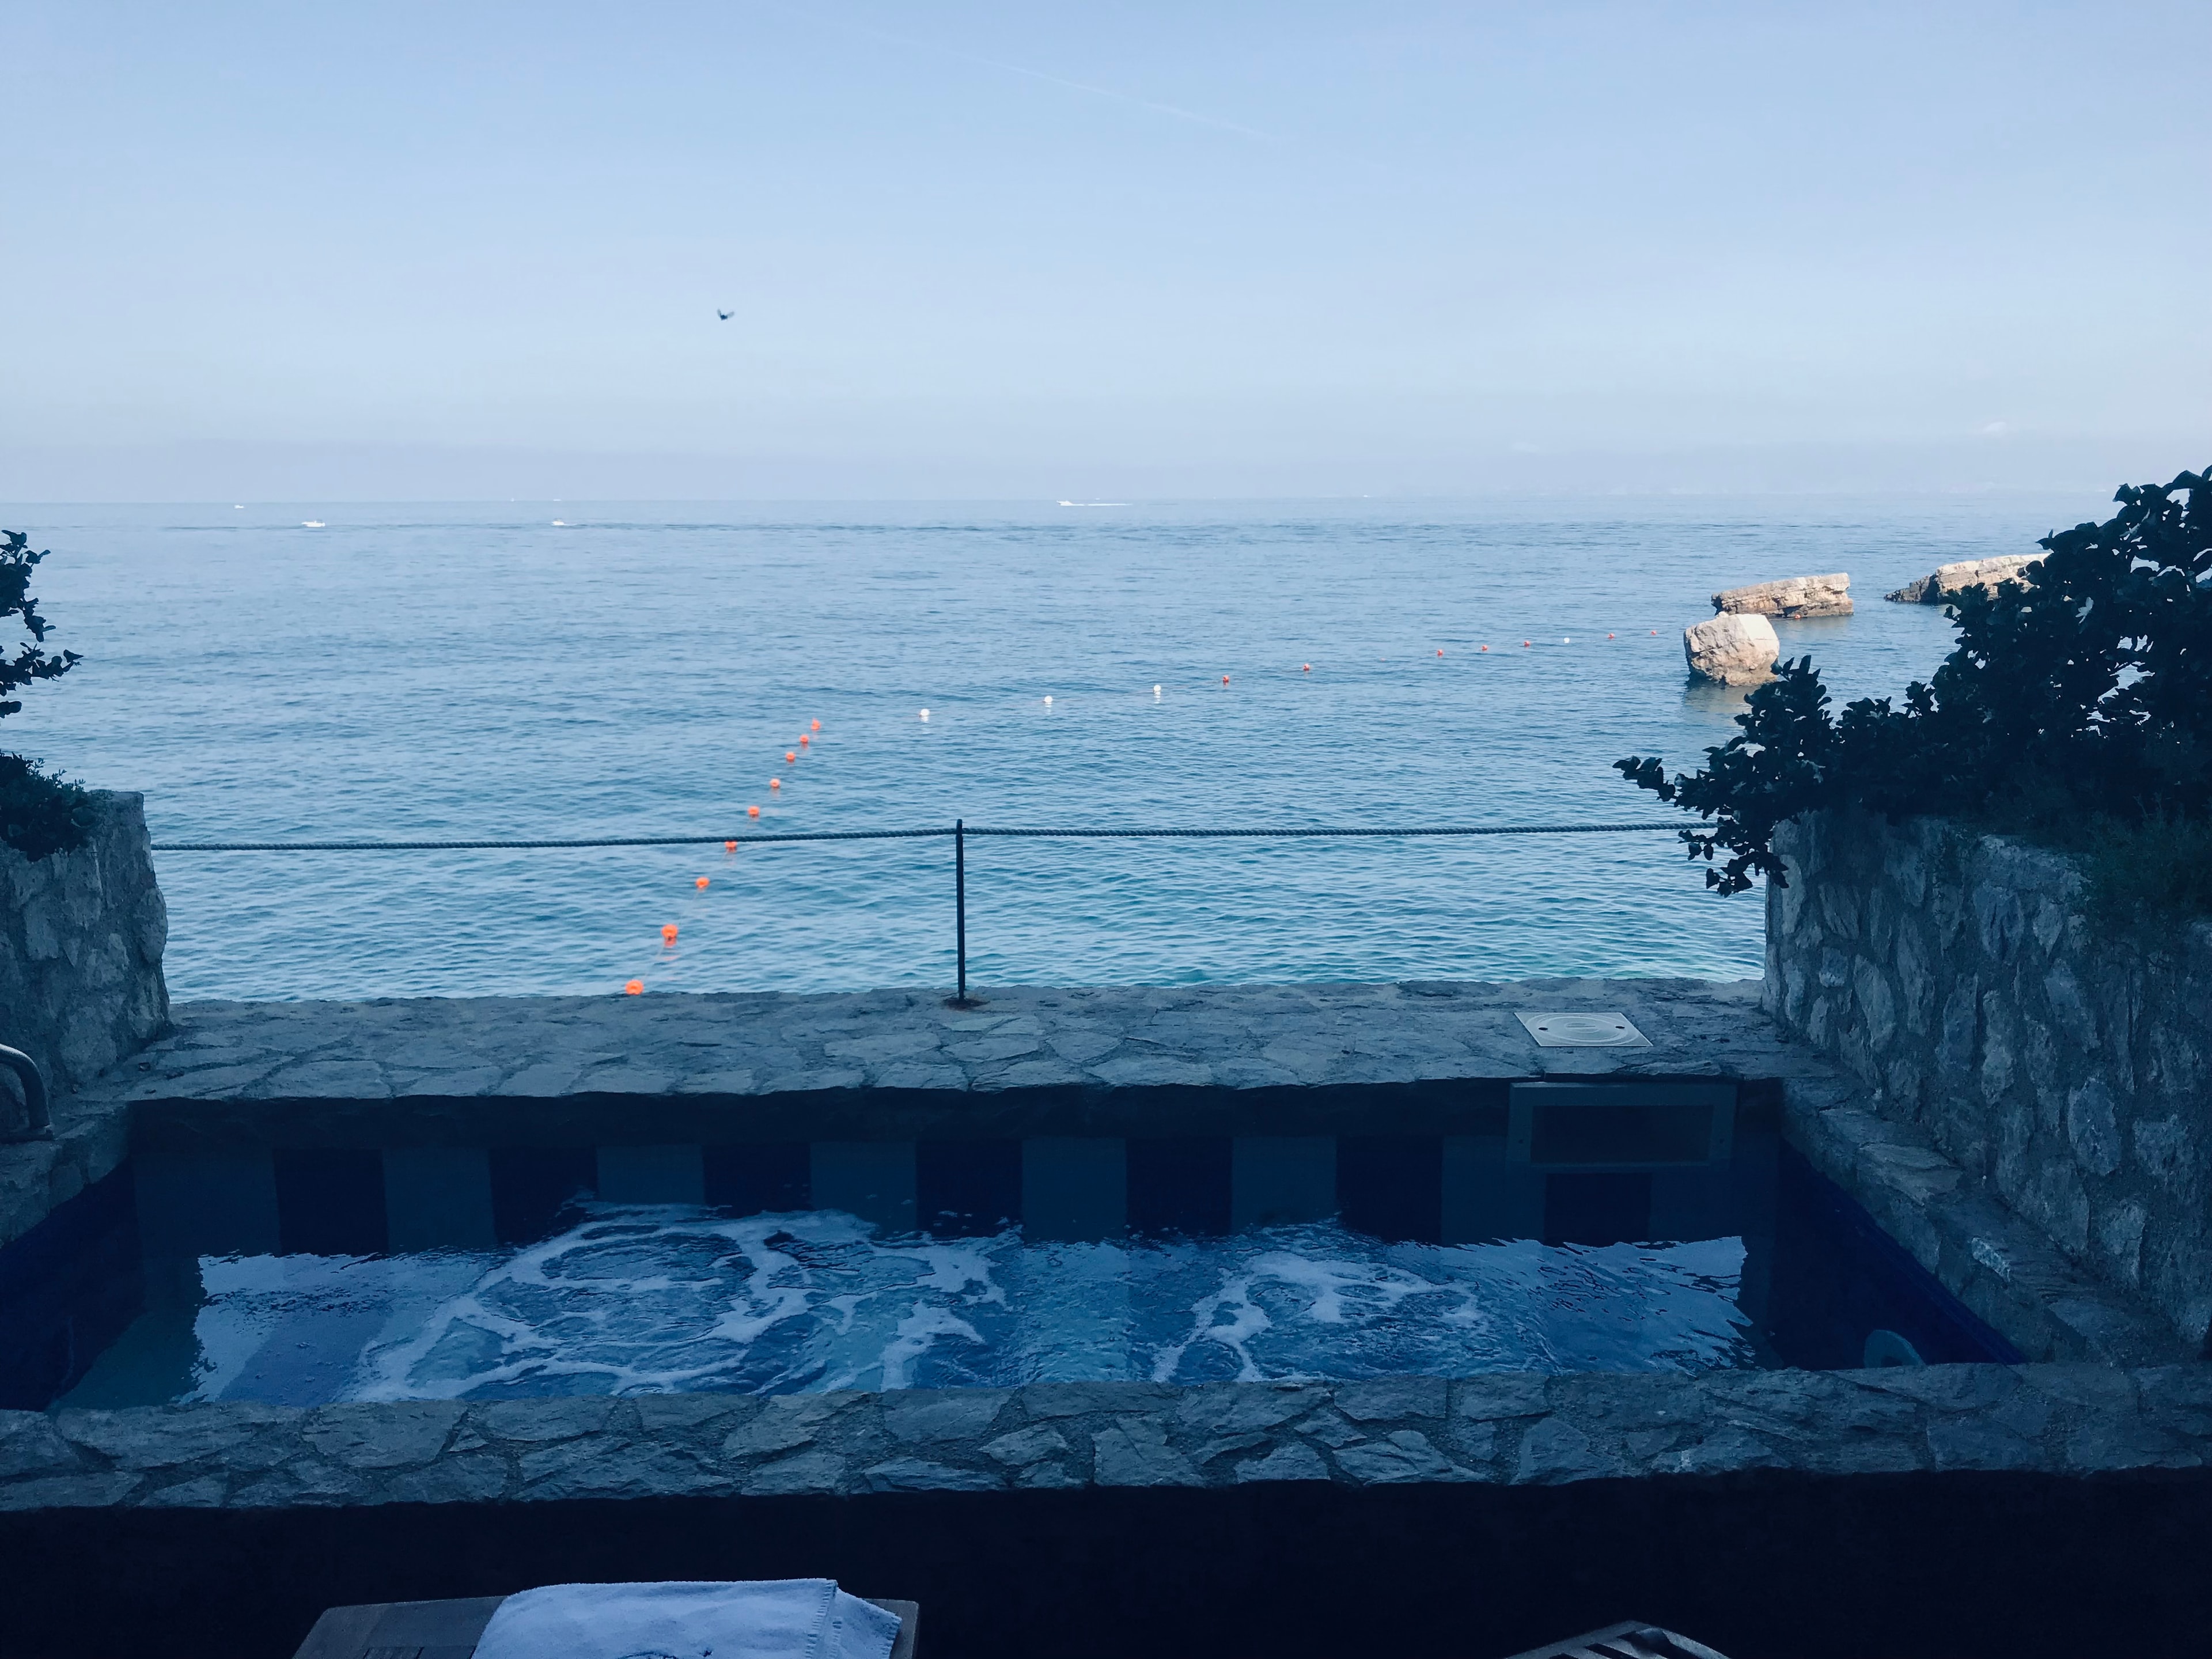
[[1766, 810, 2212, 1352], [1886, 555, 2035, 604], [0, 791, 169, 1120], [1711, 573, 1852, 618], [1682, 612, 1779, 684]]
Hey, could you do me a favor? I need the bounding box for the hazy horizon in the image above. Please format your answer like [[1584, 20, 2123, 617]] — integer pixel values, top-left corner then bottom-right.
[[6, 2, 2205, 502]]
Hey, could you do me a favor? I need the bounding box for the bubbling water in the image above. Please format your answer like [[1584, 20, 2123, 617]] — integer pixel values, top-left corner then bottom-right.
[[160, 1205, 1760, 1405]]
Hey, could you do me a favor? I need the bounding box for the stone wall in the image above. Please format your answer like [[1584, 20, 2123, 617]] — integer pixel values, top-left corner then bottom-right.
[[0, 790, 169, 1116], [2, 1365, 2209, 1657], [1765, 810, 2212, 1352]]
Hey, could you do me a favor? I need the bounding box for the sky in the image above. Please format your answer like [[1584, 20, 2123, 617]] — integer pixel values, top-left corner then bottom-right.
[[2, 1, 2206, 501]]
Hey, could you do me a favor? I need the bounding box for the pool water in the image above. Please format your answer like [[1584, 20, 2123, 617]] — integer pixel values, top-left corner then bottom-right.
[[59, 1210, 1763, 1407], [24, 1137, 2018, 1410]]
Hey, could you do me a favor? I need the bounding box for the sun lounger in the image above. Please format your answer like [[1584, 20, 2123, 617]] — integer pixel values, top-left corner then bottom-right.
[[291, 1591, 919, 1659], [1500, 1622, 1732, 1659]]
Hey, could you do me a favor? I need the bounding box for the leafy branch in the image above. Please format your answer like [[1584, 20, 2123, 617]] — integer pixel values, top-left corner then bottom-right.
[[0, 531, 91, 861]]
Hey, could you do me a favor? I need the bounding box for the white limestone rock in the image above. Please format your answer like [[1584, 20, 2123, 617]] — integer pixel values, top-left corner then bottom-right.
[[1683, 611, 1780, 685], [1887, 554, 2036, 604], [1711, 573, 1853, 618]]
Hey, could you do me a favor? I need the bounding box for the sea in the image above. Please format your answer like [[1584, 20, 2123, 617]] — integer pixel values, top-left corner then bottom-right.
[[7, 495, 2104, 1002]]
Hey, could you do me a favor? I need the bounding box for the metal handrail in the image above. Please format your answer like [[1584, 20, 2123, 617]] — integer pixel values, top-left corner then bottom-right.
[[0, 1044, 52, 1143]]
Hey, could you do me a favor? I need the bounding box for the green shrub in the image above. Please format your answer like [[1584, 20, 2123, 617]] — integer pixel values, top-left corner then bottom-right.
[[1616, 468, 2212, 913], [2044, 810, 2212, 942], [0, 531, 90, 862]]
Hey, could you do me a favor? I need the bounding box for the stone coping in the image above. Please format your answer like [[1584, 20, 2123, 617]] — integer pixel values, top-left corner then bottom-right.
[[10, 975, 1779, 1252], [1, 975, 2195, 1366], [1776, 1068, 2187, 1365], [105, 977, 1797, 1112], [2, 1365, 2206, 1516]]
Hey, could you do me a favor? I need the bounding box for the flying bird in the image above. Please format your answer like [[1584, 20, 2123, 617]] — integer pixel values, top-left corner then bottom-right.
[[717, 309, 733, 320]]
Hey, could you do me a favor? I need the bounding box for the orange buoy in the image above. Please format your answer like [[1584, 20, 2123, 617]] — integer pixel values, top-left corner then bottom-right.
[[1480, 644, 1489, 652], [1221, 675, 1230, 685], [1437, 648, 1444, 657], [1650, 630, 1658, 635], [695, 876, 709, 889], [785, 751, 797, 763], [1302, 663, 1311, 672], [724, 839, 736, 853], [800, 734, 809, 747], [748, 805, 761, 818], [1522, 640, 1531, 647], [769, 778, 781, 789], [810, 719, 821, 731], [1608, 632, 1616, 639], [661, 923, 678, 945], [624, 979, 643, 995]]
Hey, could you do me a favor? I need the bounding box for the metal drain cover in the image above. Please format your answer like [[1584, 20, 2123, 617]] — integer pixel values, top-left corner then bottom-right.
[[1516, 1011, 1650, 1048]]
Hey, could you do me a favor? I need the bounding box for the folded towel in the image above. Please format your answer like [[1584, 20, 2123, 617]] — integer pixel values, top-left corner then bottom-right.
[[471, 1579, 902, 1659]]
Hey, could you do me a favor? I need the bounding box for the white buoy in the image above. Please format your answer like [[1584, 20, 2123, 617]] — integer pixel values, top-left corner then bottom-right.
[[1153, 684, 1162, 698], [1043, 695, 1052, 705], [919, 709, 930, 721], [1563, 636, 1571, 643]]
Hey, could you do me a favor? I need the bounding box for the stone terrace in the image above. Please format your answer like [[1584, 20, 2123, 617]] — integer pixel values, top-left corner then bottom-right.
[[6, 1365, 2211, 1657], [0, 975, 2187, 1365], [3, 976, 2209, 1656]]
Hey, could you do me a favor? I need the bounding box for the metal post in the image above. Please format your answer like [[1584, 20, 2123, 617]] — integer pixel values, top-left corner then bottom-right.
[[949, 819, 976, 1007]]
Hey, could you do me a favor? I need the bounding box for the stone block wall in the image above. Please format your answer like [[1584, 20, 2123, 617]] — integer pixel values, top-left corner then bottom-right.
[[1765, 810, 2211, 1351], [0, 790, 169, 1115]]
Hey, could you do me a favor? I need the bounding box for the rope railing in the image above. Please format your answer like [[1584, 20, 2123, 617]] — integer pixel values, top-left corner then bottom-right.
[[151, 818, 1689, 1005], [154, 822, 1680, 853]]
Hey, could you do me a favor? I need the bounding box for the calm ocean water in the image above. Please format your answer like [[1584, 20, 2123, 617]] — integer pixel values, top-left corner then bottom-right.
[[9, 496, 2101, 1001]]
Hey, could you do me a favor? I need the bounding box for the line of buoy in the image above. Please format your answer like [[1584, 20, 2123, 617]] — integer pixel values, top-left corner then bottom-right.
[[631, 714, 829, 994]]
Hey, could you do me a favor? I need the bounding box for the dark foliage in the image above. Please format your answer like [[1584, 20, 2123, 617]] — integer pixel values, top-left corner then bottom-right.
[[1617, 468, 2212, 898], [0, 531, 90, 861]]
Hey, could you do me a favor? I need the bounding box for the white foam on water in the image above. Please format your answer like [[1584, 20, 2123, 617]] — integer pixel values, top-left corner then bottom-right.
[[160, 1208, 1758, 1406]]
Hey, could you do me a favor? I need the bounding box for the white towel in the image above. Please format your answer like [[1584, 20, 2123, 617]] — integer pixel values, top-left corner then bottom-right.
[[471, 1579, 902, 1659]]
